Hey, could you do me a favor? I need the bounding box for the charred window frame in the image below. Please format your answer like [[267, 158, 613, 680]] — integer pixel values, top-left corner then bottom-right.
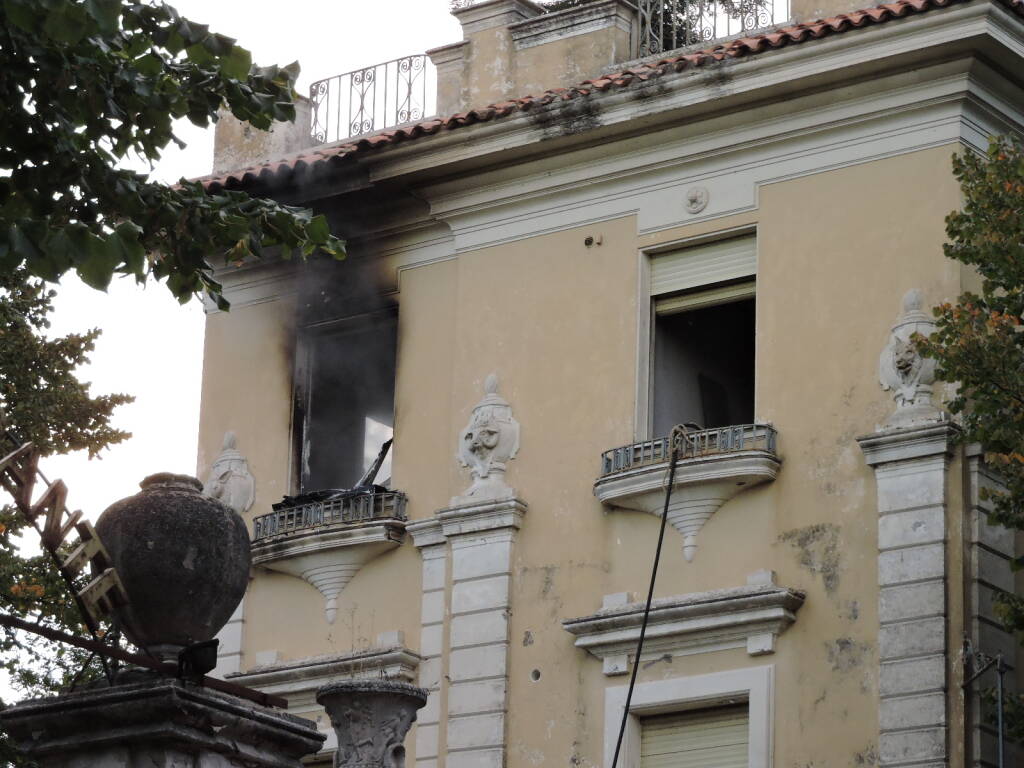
[[291, 306, 398, 494]]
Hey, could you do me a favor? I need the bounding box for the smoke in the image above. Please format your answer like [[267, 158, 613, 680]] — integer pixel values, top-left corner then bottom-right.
[[293, 252, 398, 492]]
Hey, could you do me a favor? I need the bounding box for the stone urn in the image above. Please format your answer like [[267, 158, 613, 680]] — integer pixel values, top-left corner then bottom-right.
[[95, 473, 251, 661], [316, 680, 428, 768]]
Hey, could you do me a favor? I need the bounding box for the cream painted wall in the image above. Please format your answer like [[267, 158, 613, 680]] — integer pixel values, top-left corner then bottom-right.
[[197, 143, 974, 767]]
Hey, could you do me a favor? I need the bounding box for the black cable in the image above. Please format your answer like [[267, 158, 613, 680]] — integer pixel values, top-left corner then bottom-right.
[[609, 425, 684, 768]]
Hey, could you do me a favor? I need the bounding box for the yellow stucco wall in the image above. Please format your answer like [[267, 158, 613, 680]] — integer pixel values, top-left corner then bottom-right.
[[197, 143, 971, 767]]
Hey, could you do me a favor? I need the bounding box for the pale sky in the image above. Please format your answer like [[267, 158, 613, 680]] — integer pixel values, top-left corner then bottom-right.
[[42, 0, 462, 523], [2, 0, 461, 701]]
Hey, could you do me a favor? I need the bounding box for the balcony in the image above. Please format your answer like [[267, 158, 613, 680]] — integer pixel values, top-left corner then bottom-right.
[[595, 424, 779, 561], [636, 0, 789, 57], [251, 491, 408, 624], [309, 56, 436, 145]]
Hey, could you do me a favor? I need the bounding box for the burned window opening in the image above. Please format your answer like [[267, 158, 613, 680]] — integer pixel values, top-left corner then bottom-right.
[[293, 307, 398, 497]]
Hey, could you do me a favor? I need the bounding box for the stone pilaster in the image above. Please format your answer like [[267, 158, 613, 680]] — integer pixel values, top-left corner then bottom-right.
[[408, 518, 449, 768], [0, 678, 324, 767], [859, 422, 956, 768], [963, 444, 1017, 768], [437, 498, 526, 768]]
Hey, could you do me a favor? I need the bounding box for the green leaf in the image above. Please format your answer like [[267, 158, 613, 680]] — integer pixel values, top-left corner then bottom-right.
[[42, 5, 89, 44], [75, 234, 119, 291], [185, 43, 215, 67], [134, 52, 163, 77], [221, 44, 252, 81], [3, 0, 37, 32], [84, 0, 120, 34], [307, 215, 331, 245]]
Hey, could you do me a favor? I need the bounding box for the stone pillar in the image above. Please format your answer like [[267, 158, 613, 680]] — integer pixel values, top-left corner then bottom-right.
[[438, 498, 526, 768], [408, 518, 449, 768], [858, 422, 956, 768], [963, 444, 1017, 767], [0, 678, 324, 767]]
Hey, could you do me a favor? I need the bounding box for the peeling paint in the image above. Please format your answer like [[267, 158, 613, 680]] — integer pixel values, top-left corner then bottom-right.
[[779, 523, 842, 594], [523, 630, 534, 646], [827, 637, 870, 673], [854, 745, 879, 766]]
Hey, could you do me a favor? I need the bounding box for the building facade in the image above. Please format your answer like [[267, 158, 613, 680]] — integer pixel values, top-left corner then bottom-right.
[[196, 1, 1024, 765]]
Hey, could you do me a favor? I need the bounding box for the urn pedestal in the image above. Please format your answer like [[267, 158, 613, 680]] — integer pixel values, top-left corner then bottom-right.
[[316, 680, 428, 768]]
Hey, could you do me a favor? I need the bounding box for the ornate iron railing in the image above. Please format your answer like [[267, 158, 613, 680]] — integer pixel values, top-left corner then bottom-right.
[[636, 0, 788, 57], [600, 424, 777, 477], [252, 491, 408, 541], [309, 55, 434, 145]]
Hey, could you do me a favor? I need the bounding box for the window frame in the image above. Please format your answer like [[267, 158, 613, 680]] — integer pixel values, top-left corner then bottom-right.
[[635, 225, 758, 441], [603, 665, 774, 768], [289, 305, 399, 495]]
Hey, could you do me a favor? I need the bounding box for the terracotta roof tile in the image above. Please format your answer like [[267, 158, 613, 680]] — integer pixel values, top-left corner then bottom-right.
[[202, 0, 1023, 192]]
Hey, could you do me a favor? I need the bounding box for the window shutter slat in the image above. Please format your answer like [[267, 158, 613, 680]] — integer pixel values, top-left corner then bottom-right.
[[650, 236, 757, 296], [640, 705, 749, 768]]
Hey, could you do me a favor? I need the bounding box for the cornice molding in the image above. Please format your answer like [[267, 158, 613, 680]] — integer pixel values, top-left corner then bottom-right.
[[563, 573, 805, 674]]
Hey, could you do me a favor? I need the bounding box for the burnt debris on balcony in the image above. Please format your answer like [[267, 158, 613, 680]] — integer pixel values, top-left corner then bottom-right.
[[253, 439, 406, 541], [310, 55, 435, 145], [636, 0, 788, 57], [600, 423, 778, 477]]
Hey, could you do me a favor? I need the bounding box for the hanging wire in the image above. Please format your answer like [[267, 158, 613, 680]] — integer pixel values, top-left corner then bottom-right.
[[609, 422, 691, 768]]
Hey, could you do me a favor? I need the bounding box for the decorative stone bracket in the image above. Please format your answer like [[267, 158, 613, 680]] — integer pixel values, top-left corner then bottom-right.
[[252, 518, 405, 624], [594, 425, 780, 561], [562, 570, 805, 675]]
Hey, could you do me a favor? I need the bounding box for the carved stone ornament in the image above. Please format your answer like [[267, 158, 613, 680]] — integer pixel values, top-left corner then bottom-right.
[[316, 680, 428, 768], [685, 186, 709, 214], [879, 289, 943, 427], [203, 431, 256, 515], [454, 374, 520, 505]]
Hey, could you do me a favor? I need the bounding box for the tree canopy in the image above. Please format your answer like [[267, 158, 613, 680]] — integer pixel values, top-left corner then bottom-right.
[[0, 0, 345, 310], [917, 136, 1024, 736], [1, 268, 134, 767]]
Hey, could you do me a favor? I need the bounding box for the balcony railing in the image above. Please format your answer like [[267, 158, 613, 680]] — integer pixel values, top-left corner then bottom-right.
[[600, 424, 777, 477], [252, 491, 408, 541], [637, 0, 788, 57], [310, 55, 435, 145]]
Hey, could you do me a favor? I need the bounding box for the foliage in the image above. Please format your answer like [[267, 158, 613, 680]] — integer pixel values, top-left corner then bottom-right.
[[0, 0, 345, 309], [916, 135, 1024, 727], [0, 269, 133, 766]]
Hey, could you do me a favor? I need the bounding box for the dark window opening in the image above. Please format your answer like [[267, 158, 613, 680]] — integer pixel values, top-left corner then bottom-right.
[[298, 311, 397, 493], [651, 297, 755, 437]]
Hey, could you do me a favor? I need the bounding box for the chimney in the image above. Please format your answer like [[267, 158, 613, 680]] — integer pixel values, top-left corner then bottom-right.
[[212, 95, 314, 176], [429, 0, 639, 116]]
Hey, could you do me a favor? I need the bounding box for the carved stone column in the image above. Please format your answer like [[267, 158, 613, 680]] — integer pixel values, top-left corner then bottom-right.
[[407, 375, 527, 768], [858, 290, 953, 768], [0, 678, 324, 767], [438, 498, 525, 768], [407, 518, 448, 768]]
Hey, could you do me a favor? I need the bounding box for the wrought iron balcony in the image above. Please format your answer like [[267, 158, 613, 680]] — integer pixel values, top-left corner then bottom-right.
[[252, 490, 407, 541], [251, 490, 408, 625], [310, 55, 435, 145], [600, 423, 777, 477], [637, 0, 789, 57], [595, 424, 779, 561]]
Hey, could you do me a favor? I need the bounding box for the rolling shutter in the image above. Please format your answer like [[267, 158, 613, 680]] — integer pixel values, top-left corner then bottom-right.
[[639, 704, 749, 768], [650, 236, 757, 297]]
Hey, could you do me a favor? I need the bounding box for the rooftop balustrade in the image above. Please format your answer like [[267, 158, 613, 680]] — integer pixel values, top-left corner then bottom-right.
[[636, 0, 789, 56], [309, 55, 435, 145]]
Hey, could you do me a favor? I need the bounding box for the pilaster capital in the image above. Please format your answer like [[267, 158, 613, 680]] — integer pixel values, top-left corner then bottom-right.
[[437, 497, 527, 538], [856, 421, 960, 468], [406, 518, 446, 550]]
